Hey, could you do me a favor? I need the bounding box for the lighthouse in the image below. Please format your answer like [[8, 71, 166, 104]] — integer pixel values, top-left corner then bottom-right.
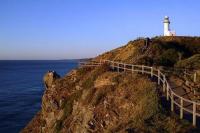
[[163, 16, 176, 36]]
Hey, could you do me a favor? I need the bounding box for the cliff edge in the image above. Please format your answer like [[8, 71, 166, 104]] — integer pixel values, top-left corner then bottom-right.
[[22, 36, 200, 133]]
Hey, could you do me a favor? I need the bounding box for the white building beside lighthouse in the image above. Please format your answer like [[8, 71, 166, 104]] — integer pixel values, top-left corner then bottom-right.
[[163, 16, 176, 36]]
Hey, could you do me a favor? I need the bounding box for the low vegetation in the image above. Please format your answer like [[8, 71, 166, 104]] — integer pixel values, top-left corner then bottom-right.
[[22, 36, 200, 133], [96, 36, 200, 67], [175, 54, 200, 69]]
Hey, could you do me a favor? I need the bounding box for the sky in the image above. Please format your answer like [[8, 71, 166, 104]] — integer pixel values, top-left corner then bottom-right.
[[0, 0, 200, 60]]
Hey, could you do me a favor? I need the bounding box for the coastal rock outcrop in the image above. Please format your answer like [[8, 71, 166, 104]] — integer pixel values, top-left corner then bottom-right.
[[43, 71, 60, 89], [22, 36, 200, 133]]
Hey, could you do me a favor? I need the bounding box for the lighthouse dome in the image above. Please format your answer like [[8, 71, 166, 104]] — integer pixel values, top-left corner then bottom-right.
[[163, 16, 170, 23], [165, 16, 169, 19]]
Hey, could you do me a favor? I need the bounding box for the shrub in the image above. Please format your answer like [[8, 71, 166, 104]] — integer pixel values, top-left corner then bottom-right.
[[157, 49, 179, 66], [82, 64, 110, 89], [139, 56, 154, 65], [77, 67, 92, 76], [175, 54, 200, 69], [63, 99, 73, 118]]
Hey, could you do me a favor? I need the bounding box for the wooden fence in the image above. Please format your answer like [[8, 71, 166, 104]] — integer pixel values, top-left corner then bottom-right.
[[79, 60, 200, 126]]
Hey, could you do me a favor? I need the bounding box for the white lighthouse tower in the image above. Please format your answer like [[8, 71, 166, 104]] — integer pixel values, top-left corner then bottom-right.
[[163, 16, 176, 36]]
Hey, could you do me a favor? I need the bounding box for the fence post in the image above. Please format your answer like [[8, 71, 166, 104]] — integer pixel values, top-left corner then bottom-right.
[[132, 65, 134, 74], [163, 75, 166, 92], [158, 70, 160, 85], [184, 69, 186, 78], [117, 63, 120, 73], [151, 67, 153, 77], [193, 102, 196, 126], [142, 65, 144, 74], [166, 83, 169, 101], [194, 88, 197, 96], [171, 92, 174, 112], [194, 72, 197, 83], [180, 98, 183, 119], [112, 61, 114, 70]]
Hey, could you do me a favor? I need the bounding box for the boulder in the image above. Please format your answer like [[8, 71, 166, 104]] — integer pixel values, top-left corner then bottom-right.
[[43, 71, 60, 89]]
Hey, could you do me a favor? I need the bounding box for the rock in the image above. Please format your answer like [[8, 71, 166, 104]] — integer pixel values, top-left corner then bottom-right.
[[68, 70, 77, 82], [50, 99, 59, 110], [59, 98, 65, 108], [43, 71, 60, 89], [88, 120, 95, 130], [45, 112, 56, 128], [185, 80, 189, 86], [94, 72, 116, 88], [57, 109, 65, 120], [42, 127, 45, 133], [75, 85, 81, 90]]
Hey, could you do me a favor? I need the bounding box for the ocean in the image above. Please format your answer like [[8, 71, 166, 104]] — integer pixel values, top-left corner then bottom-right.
[[0, 60, 78, 133]]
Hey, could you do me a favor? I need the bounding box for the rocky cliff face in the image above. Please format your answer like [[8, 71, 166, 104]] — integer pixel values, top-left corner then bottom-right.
[[22, 37, 200, 133], [22, 65, 159, 132]]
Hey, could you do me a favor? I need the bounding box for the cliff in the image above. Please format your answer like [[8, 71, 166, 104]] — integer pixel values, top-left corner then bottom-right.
[[22, 36, 200, 133]]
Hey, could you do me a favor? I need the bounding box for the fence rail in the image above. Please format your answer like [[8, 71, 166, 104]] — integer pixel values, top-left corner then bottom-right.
[[79, 60, 200, 126]]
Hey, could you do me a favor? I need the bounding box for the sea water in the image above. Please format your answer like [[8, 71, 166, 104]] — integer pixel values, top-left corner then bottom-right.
[[0, 60, 78, 133]]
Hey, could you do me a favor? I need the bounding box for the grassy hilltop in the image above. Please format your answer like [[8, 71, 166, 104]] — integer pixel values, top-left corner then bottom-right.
[[96, 36, 200, 68], [22, 36, 200, 133]]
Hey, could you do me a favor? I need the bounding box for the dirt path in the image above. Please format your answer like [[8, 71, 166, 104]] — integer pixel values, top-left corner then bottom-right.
[[168, 76, 200, 126]]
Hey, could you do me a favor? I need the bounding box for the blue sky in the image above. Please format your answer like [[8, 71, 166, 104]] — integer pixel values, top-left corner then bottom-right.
[[0, 0, 199, 60]]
